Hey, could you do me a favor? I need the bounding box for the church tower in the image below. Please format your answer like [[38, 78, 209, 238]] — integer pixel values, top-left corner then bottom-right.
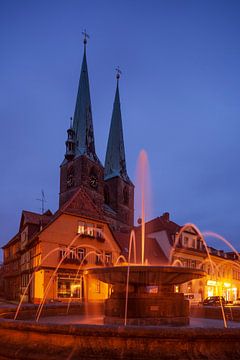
[[59, 33, 104, 208], [104, 71, 134, 230]]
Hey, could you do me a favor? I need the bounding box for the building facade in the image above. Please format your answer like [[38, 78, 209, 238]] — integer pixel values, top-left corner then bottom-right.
[[2, 37, 240, 305]]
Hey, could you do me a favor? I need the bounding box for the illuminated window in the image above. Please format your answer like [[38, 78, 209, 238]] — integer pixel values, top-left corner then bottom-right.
[[77, 221, 85, 235], [57, 274, 82, 298], [86, 223, 94, 237], [183, 237, 188, 247]]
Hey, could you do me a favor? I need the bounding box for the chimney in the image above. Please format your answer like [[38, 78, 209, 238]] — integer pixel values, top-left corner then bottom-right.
[[162, 212, 170, 222]]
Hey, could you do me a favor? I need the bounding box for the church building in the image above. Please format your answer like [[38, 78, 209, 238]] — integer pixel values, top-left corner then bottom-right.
[[2, 35, 134, 303], [3, 35, 240, 305]]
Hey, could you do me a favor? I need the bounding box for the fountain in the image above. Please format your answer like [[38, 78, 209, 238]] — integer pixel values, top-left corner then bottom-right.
[[84, 150, 205, 326], [1, 150, 240, 359], [87, 265, 205, 326]]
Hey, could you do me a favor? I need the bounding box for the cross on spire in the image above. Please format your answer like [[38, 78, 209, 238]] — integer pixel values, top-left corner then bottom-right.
[[82, 29, 90, 45], [115, 66, 122, 81]]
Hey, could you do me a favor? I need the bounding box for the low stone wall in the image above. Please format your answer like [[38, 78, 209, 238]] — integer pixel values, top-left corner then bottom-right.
[[0, 301, 104, 320], [0, 318, 240, 359], [190, 305, 240, 321]]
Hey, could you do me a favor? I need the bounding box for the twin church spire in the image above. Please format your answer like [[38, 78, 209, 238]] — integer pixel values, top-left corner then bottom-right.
[[65, 35, 130, 182]]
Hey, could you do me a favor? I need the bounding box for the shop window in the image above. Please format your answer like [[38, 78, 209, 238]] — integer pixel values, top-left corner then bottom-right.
[[57, 275, 82, 298]]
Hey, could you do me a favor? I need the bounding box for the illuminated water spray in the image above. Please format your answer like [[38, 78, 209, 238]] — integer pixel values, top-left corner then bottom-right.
[[136, 149, 152, 265]]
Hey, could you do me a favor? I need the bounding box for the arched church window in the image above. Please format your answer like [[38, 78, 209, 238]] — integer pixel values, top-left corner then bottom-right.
[[104, 186, 110, 205], [67, 166, 74, 188], [123, 186, 129, 205]]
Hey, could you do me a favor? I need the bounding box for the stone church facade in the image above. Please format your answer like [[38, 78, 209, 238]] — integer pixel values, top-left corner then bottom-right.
[[2, 37, 134, 303], [2, 37, 240, 305]]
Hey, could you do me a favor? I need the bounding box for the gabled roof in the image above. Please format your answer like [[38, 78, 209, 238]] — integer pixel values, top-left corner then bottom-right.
[[2, 233, 20, 249], [140, 213, 181, 246], [60, 186, 104, 221], [19, 210, 53, 231], [112, 227, 168, 265]]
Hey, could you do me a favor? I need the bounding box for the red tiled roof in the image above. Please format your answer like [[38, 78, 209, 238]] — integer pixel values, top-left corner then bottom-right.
[[20, 210, 53, 230], [112, 228, 168, 265], [2, 233, 20, 249], [60, 186, 105, 222], [112, 230, 131, 255]]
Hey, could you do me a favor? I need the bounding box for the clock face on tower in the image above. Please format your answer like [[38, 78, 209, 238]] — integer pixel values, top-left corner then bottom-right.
[[66, 166, 74, 188], [89, 174, 98, 188]]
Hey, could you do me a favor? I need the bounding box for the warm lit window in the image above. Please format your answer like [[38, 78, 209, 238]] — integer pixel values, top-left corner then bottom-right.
[[77, 221, 85, 235], [86, 223, 94, 237]]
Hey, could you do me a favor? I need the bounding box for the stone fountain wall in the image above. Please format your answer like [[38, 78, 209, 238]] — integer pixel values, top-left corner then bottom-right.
[[0, 319, 240, 360]]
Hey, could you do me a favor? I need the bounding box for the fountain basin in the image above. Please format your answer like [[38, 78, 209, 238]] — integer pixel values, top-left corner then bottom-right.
[[87, 266, 205, 326]]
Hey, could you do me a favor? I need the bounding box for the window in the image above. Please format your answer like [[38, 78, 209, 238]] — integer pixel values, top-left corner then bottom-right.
[[77, 248, 85, 262], [197, 239, 201, 250], [105, 252, 112, 265], [104, 186, 110, 205], [123, 186, 129, 205], [69, 248, 76, 260], [96, 226, 104, 240], [60, 247, 67, 259], [183, 237, 189, 247], [57, 274, 82, 298], [192, 238, 196, 248], [86, 223, 94, 237], [77, 221, 85, 235], [96, 252, 103, 265]]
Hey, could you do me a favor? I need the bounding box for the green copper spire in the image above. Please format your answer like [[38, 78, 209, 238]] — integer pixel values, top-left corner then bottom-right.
[[72, 32, 100, 163], [104, 69, 130, 182]]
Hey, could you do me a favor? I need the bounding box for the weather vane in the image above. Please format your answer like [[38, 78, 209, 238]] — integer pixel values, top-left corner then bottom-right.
[[82, 29, 90, 45], [116, 66, 122, 80], [70, 116, 73, 128]]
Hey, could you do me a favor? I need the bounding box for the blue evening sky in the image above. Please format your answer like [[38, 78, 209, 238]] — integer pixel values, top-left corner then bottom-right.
[[1, 0, 240, 254]]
